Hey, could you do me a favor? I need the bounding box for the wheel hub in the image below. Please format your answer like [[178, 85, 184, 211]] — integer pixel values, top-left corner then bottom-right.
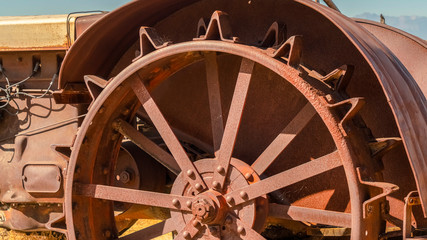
[[170, 158, 266, 238]]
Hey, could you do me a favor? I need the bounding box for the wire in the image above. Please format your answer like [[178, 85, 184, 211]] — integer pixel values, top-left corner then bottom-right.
[[0, 62, 57, 113]]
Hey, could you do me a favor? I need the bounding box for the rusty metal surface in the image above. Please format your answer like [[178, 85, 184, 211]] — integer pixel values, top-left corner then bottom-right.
[[0, 0, 425, 238], [297, 0, 427, 215], [58, 0, 427, 219], [355, 18, 427, 98]]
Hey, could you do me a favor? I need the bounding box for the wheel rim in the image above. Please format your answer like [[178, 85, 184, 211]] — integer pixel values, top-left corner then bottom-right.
[[65, 40, 375, 239]]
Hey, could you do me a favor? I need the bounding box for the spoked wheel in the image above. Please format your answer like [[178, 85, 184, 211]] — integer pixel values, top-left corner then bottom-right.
[[65, 12, 381, 240]]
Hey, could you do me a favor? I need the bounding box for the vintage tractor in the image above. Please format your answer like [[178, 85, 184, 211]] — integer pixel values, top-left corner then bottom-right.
[[0, 0, 426, 239]]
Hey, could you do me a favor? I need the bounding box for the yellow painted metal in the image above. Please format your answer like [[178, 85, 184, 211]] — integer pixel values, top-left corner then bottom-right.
[[0, 14, 89, 52]]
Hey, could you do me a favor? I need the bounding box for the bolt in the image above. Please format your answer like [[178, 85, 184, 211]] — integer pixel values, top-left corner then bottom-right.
[[183, 231, 190, 239], [225, 216, 233, 225], [121, 109, 130, 116], [244, 172, 252, 180], [111, 134, 119, 141], [216, 166, 225, 174], [103, 230, 112, 238], [186, 170, 194, 177], [325, 94, 333, 102], [237, 226, 245, 234], [226, 196, 233, 204], [186, 200, 192, 208], [195, 183, 203, 191], [116, 171, 131, 184], [213, 181, 221, 189], [172, 199, 180, 208], [209, 226, 219, 236], [192, 220, 201, 228], [239, 191, 249, 200], [367, 205, 373, 214]]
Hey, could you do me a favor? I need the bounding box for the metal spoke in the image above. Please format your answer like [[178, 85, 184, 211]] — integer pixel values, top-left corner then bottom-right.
[[205, 52, 224, 154], [251, 102, 316, 175], [269, 203, 352, 228], [74, 183, 193, 211], [132, 78, 207, 192], [113, 119, 180, 175], [224, 150, 342, 205], [119, 218, 175, 240], [212, 58, 255, 191]]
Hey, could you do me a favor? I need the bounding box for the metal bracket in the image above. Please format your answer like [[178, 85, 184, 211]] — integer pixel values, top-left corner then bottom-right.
[[260, 22, 286, 48], [133, 27, 171, 62], [357, 167, 399, 218], [269, 35, 303, 68], [328, 97, 365, 137], [403, 191, 421, 239], [194, 11, 238, 42]]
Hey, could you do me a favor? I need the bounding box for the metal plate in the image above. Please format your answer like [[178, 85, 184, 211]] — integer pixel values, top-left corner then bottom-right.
[[22, 164, 61, 193]]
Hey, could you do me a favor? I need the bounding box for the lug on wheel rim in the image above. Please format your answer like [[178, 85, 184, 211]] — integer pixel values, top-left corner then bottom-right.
[[65, 14, 378, 239]]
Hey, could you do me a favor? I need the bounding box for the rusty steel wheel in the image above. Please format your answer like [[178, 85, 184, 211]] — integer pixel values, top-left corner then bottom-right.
[[65, 12, 382, 240]]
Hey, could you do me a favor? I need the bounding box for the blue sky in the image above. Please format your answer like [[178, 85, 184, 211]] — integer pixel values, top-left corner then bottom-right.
[[0, 0, 425, 18], [0, 0, 426, 38]]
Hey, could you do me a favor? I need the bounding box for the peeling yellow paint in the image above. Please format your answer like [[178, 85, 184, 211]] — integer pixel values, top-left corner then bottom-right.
[[0, 14, 97, 52]]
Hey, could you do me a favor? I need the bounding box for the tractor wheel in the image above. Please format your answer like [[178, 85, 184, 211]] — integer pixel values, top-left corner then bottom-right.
[[64, 11, 385, 240]]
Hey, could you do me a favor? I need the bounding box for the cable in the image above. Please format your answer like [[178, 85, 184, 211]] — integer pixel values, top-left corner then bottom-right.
[[0, 62, 57, 113]]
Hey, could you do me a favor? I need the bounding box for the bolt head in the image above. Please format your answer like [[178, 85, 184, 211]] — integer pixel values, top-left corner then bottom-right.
[[226, 196, 233, 204], [186, 200, 192, 208], [186, 170, 194, 177], [183, 231, 190, 239], [213, 181, 221, 189], [216, 166, 225, 174], [192, 220, 201, 228], [172, 199, 180, 207], [225, 216, 233, 225], [237, 226, 245, 234], [244, 172, 252, 180], [195, 183, 203, 191], [239, 191, 248, 199]]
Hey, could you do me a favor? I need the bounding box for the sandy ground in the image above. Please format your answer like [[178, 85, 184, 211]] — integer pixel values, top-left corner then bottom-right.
[[0, 219, 172, 240]]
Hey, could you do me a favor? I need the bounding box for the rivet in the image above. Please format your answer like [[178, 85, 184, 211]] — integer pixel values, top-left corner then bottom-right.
[[213, 181, 221, 189], [172, 199, 180, 207], [183, 231, 190, 239], [244, 172, 252, 180], [186, 170, 194, 177], [237, 226, 245, 234], [192, 220, 201, 228], [111, 133, 119, 141], [122, 109, 130, 116], [240, 191, 248, 200], [195, 183, 203, 191], [226, 196, 233, 204], [103, 230, 111, 238], [216, 166, 225, 174], [186, 201, 192, 208]]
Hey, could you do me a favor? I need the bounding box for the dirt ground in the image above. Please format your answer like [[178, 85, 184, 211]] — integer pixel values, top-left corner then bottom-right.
[[0, 219, 172, 240]]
